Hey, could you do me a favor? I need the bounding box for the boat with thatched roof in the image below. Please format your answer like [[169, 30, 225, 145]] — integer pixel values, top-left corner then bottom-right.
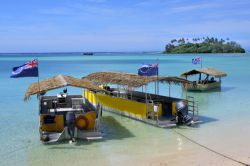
[[82, 72, 199, 127], [24, 74, 105, 143], [180, 68, 227, 91]]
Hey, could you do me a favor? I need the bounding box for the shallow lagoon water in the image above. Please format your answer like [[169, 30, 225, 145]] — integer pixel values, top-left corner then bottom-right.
[[0, 53, 250, 166]]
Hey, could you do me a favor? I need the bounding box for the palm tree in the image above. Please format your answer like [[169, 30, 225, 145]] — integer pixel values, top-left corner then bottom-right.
[[171, 39, 177, 44], [220, 38, 225, 43]]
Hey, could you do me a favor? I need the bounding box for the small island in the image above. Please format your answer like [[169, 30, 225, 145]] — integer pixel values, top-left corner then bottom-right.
[[164, 37, 245, 54]]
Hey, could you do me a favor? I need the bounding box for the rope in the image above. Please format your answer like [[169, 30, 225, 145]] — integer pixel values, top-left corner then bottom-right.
[[1, 129, 249, 166], [0, 143, 38, 158], [173, 129, 250, 166]]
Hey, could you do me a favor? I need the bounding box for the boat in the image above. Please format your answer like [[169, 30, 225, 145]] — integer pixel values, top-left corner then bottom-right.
[[24, 74, 105, 143], [82, 72, 199, 128], [180, 68, 227, 91], [83, 52, 94, 55]]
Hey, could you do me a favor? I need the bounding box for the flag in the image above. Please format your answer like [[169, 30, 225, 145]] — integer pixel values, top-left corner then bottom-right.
[[138, 64, 158, 76], [10, 59, 39, 78], [192, 57, 201, 65]]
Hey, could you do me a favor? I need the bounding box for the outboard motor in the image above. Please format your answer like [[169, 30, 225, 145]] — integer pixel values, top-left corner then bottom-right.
[[66, 112, 75, 141], [176, 100, 192, 125]]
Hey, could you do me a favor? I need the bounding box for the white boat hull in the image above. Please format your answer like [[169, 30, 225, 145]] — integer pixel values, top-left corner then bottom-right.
[[41, 127, 102, 144]]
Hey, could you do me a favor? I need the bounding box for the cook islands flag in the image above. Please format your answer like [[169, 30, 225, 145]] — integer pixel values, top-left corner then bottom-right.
[[10, 59, 38, 78], [192, 57, 201, 65], [138, 64, 158, 76]]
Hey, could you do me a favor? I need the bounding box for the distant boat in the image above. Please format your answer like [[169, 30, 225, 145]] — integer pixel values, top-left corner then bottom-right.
[[83, 52, 94, 55], [181, 68, 227, 91]]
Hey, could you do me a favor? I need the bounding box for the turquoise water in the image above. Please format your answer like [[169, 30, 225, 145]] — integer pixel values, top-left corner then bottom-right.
[[0, 53, 250, 166]]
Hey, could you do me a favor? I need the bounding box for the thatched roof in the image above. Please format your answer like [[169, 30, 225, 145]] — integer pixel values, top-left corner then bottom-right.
[[24, 74, 105, 101], [82, 72, 190, 88], [181, 68, 227, 78]]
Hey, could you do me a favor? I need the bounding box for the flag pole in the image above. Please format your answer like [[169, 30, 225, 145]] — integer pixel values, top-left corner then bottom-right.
[[154, 79, 157, 95], [157, 58, 159, 95], [201, 56, 203, 68], [37, 58, 41, 95]]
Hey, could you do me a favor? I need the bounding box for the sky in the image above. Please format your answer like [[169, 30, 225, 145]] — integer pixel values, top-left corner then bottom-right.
[[0, 0, 250, 52]]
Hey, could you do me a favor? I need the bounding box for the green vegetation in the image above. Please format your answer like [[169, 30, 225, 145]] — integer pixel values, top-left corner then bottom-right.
[[164, 37, 245, 54]]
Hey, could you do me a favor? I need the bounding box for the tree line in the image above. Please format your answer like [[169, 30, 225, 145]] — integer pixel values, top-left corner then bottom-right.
[[164, 37, 245, 53]]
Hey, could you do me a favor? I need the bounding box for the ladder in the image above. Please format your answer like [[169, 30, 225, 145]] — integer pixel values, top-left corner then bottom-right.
[[187, 96, 199, 121]]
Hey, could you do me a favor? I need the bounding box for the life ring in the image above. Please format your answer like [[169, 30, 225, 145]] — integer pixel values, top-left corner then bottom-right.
[[75, 115, 89, 130]]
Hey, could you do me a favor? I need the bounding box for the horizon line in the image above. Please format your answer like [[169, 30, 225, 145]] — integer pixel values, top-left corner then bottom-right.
[[0, 51, 163, 54]]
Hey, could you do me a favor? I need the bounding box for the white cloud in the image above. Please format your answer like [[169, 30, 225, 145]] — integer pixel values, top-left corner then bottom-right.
[[40, 7, 73, 15], [172, 3, 220, 13], [86, 0, 107, 3], [40, 2, 116, 19]]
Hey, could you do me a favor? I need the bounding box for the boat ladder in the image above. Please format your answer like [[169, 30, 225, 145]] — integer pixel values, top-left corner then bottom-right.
[[187, 96, 199, 121]]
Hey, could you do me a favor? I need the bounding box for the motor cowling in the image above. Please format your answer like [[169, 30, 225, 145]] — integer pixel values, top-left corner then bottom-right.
[[175, 101, 192, 125]]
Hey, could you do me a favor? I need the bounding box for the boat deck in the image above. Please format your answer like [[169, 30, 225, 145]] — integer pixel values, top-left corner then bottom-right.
[[106, 89, 184, 118]]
